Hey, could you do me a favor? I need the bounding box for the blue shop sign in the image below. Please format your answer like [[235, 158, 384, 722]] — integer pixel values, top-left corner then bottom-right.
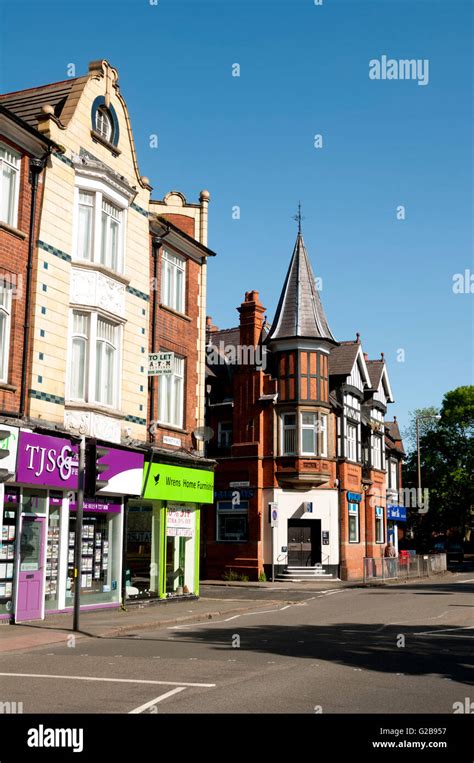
[[387, 505, 407, 522], [347, 492, 362, 503]]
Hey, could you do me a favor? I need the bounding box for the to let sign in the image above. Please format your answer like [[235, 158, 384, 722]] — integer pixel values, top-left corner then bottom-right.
[[148, 352, 174, 376]]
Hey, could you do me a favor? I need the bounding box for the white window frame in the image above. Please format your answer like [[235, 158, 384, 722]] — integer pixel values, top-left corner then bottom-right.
[[375, 506, 385, 543], [319, 413, 328, 457], [67, 309, 122, 409], [389, 459, 398, 490], [0, 281, 13, 383], [95, 107, 113, 142], [69, 312, 89, 402], [346, 422, 358, 462], [72, 179, 127, 274], [218, 421, 233, 448], [158, 354, 184, 429], [281, 412, 297, 455], [373, 434, 382, 470], [301, 411, 317, 455], [161, 249, 186, 314], [348, 503, 359, 544], [0, 143, 21, 228]]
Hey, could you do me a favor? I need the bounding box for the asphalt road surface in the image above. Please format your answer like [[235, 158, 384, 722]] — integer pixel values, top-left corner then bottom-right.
[[0, 571, 472, 714]]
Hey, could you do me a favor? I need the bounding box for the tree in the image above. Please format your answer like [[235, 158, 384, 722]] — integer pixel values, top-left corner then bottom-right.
[[403, 387, 474, 548], [401, 406, 440, 452]]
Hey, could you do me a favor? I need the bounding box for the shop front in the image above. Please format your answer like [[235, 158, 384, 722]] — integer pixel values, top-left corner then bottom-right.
[[0, 425, 20, 620], [126, 460, 214, 600], [4, 430, 144, 622]]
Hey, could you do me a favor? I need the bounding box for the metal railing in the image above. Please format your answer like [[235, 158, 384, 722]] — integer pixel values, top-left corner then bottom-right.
[[363, 553, 447, 583]]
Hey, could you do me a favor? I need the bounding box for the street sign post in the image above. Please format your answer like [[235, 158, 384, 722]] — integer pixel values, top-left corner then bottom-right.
[[269, 502, 278, 582]]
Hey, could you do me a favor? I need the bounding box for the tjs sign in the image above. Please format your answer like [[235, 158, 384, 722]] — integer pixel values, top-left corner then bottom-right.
[[16, 432, 79, 489]]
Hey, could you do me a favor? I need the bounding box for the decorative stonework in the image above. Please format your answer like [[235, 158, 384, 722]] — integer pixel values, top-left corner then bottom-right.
[[92, 413, 121, 443], [64, 410, 91, 436], [71, 267, 125, 318]]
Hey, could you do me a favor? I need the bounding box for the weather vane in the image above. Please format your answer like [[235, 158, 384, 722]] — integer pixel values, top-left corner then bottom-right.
[[292, 202, 305, 234]]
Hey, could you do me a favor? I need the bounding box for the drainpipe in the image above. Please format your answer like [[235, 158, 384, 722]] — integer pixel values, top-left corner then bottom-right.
[[149, 233, 170, 441], [18, 156, 48, 418]]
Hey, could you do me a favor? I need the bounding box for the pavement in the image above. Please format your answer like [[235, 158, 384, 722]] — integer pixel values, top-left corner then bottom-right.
[[0, 569, 472, 715]]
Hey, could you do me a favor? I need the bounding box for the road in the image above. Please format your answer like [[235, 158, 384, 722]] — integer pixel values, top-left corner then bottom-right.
[[0, 571, 472, 714]]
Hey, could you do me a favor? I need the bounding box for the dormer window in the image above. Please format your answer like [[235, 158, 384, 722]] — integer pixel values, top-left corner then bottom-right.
[[95, 106, 113, 142]]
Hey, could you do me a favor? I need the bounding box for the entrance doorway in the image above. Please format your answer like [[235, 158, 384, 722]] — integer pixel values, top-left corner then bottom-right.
[[16, 515, 46, 621], [287, 519, 321, 566]]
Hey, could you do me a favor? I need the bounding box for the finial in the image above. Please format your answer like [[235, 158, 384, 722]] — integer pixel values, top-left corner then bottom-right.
[[292, 202, 305, 234], [356, 332, 360, 343]]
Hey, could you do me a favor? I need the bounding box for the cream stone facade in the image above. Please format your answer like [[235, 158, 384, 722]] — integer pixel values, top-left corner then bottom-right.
[[31, 60, 151, 444]]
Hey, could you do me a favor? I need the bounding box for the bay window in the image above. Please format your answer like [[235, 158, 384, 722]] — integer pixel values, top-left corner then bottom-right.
[[74, 187, 124, 273], [0, 282, 12, 382], [158, 354, 184, 428], [0, 144, 20, 228], [319, 413, 328, 457], [69, 310, 120, 408], [95, 318, 118, 406], [301, 412, 317, 455], [282, 413, 296, 455], [161, 250, 185, 313]]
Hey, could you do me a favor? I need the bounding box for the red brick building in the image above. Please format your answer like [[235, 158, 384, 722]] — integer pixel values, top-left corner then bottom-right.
[[204, 231, 405, 581], [0, 105, 59, 420]]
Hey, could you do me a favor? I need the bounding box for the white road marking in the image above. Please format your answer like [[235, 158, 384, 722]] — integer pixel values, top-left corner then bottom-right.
[[414, 625, 474, 636], [0, 672, 216, 688], [129, 686, 186, 714], [458, 578, 474, 583], [224, 615, 240, 622]]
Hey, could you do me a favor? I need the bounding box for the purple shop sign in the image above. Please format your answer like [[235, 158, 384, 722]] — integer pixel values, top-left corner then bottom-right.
[[96, 448, 144, 496], [69, 497, 121, 514], [16, 432, 79, 490]]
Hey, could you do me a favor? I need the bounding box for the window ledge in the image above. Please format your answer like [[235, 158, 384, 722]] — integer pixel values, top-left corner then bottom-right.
[[0, 221, 26, 240], [71, 259, 130, 286], [65, 401, 125, 419], [159, 303, 192, 322], [90, 130, 121, 156], [157, 423, 190, 435], [0, 382, 17, 392]]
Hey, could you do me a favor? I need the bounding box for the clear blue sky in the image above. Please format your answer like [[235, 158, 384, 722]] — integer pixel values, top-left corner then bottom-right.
[[0, 0, 472, 434]]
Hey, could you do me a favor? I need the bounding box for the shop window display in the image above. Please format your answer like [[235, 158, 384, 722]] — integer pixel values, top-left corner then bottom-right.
[[66, 510, 121, 606], [0, 488, 18, 616]]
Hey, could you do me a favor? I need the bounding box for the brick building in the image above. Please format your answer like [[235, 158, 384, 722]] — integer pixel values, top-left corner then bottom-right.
[[0, 105, 59, 420], [204, 230, 404, 581], [0, 60, 215, 622]]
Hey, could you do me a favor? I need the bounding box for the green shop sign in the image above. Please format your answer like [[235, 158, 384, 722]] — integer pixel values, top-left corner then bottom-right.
[[142, 461, 214, 503]]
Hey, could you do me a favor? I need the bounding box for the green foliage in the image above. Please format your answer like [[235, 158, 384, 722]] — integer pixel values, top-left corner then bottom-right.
[[404, 387, 474, 546], [258, 571, 267, 582], [222, 569, 249, 582]]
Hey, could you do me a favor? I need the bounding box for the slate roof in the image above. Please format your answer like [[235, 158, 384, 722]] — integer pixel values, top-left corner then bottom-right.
[[329, 341, 359, 376], [265, 233, 336, 344], [0, 78, 82, 127], [366, 360, 384, 390]]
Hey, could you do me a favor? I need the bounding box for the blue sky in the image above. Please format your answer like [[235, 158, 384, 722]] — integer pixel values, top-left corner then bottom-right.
[[0, 0, 472, 434]]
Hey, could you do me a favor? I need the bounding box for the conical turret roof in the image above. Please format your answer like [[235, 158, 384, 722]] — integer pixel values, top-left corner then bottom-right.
[[266, 233, 336, 343]]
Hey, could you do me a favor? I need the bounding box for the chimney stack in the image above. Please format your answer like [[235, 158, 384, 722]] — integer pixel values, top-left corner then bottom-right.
[[238, 291, 266, 348]]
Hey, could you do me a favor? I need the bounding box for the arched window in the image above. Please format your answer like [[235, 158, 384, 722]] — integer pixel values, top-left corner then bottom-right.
[[95, 106, 113, 142]]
